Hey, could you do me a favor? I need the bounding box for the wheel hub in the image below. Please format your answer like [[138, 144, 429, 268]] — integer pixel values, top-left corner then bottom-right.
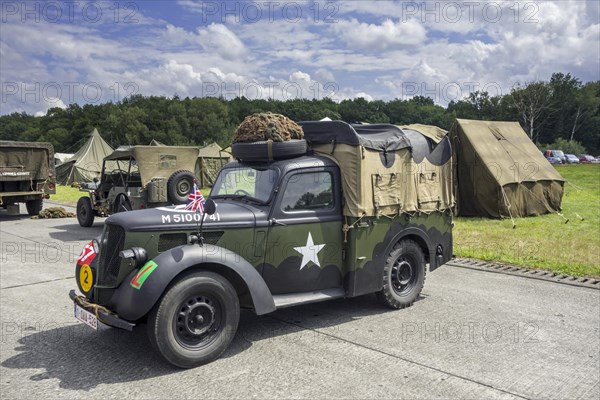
[[177, 298, 216, 339], [392, 258, 414, 293], [177, 181, 191, 195]]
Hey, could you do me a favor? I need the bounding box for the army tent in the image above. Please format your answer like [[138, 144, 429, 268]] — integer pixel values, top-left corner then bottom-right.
[[56, 128, 114, 184], [449, 119, 564, 218], [196, 143, 231, 187]]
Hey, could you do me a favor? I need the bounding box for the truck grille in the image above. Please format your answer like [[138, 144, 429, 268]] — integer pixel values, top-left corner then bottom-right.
[[97, 224, 126, 287]]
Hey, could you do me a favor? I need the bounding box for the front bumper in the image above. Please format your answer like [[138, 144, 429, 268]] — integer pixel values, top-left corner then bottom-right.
[[69, 290, 136, 331]]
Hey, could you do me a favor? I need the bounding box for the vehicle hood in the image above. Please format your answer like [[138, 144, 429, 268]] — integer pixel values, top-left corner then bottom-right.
[[106, 201, 269, 232]]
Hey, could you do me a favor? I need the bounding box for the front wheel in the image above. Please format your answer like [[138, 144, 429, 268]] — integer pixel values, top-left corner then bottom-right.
[[376, 240, 426, 309], [76, 197, 95, 227], [147, 271, 240, 368]]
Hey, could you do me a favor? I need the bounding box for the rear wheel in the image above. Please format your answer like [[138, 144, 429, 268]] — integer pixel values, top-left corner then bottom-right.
[[376, 240, 426, 309], [148, 271, 240, 368], [25, 199, 43, 216], [76, 197, 94, 227]]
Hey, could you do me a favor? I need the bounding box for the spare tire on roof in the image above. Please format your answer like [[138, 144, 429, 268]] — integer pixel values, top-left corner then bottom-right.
[[232, 139, 307, 162]]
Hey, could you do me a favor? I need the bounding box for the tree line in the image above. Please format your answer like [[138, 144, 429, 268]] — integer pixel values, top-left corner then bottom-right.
[[1, 72, 598, 154]]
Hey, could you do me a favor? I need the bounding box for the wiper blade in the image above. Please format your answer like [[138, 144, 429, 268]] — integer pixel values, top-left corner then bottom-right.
[[211, 194, 265, 205]]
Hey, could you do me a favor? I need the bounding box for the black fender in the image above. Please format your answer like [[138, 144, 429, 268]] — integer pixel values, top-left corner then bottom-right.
[[107, 244, 276, 321], [386, 227, 435, 268]]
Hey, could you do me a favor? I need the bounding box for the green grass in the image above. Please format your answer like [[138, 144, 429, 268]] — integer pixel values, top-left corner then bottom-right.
[[454, 164, 600, 277], [50, 185, 86, 205]]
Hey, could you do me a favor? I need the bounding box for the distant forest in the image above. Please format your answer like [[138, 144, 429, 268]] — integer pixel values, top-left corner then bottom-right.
[[1, 72, 598, 154]]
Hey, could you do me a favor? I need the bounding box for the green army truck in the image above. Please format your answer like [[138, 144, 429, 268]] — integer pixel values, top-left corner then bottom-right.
[[0, 141, 56, 215], [69, 121, 454, 368]]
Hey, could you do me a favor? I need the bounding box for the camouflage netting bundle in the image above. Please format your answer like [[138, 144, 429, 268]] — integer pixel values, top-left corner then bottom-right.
[[31, 207, 75, 219], [233, 112, 304, 143]]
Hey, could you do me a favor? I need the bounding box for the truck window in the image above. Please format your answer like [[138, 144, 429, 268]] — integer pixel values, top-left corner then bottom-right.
[[281, 172, 333, 211], [212, 166, 278, 203]]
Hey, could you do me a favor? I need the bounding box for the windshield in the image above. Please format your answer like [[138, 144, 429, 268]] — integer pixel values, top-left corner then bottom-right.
[[211, 166, 278, 203]]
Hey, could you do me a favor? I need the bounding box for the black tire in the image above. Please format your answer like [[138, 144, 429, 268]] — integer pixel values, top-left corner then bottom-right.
[[376, 240, 426, 309], [112, 194, 132, 213], [147, 271, 240, 368], [167, 170, 195, 205], [77, 197, 95, 227], [25, 199, 43, 216], [232, 139, 307, 161]]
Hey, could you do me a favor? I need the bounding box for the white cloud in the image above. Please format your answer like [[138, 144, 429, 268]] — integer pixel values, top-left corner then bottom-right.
[[332, 18, 427, 51], [34, 97, 67, 117], [197, 24, 247, 60]]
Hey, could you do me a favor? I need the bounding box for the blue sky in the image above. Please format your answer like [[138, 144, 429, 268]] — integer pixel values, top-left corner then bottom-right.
[[1, 0, 598, 115]]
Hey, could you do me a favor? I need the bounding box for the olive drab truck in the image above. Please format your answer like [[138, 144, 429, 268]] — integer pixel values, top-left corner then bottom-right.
[[69, 120, 454, 368], [0, 141, 56, 215]]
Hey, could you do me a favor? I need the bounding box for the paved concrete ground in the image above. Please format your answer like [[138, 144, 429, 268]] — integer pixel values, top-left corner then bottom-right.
[[1, 204, 598, 399]]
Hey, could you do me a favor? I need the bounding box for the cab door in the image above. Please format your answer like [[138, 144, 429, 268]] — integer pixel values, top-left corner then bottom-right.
[[262, 167, 343, 294]]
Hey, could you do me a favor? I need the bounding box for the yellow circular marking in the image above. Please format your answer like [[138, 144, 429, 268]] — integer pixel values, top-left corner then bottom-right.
[[79, 264, 93, 293]]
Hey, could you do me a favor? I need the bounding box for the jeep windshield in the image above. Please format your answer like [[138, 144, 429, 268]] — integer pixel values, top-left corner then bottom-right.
[[211, 166, 278, 204]]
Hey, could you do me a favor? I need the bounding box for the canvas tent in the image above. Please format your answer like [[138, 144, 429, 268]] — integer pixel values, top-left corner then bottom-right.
[[300, 121, 454, 217], [449, 119, 564, 218], [149, 139, 165, 146], [196, 143, 231, 187], [56, 128, 114, 184]]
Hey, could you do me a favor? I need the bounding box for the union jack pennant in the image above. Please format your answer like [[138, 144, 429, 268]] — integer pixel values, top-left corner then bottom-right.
[[185, 183, 205, 212]]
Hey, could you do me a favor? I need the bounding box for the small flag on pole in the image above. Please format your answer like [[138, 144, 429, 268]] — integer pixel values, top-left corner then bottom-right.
[[185, 183, 205, 212]]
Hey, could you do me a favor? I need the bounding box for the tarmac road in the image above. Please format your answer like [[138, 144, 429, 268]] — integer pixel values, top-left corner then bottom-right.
[[1, 204, 599, 399]]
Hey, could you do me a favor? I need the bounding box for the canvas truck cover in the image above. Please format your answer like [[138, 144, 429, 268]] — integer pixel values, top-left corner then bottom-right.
[[300, 121, 454, 217], [105, 146, 199, 186], [1, 141, 54, 182], [449, 119, 564, 218]]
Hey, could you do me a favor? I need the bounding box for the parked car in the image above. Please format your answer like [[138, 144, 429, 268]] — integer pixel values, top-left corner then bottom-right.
[[546, 156, 562, 165], [565, 154, 580, 164], [578, 155, 599, 164], [545, 149, 566, 164]]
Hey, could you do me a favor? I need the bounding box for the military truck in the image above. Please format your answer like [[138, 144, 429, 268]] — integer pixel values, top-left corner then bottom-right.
[[0, 141, 56, 215], [69, 121, 454, 368], [76, 145, 198, 227]]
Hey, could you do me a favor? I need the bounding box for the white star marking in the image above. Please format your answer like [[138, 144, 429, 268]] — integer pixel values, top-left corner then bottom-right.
[[294, 232, 326, 270]]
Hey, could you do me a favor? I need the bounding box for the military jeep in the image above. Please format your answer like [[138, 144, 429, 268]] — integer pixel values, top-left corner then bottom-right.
[[76, 145, 198, 227], [70, 121, 454, 368]]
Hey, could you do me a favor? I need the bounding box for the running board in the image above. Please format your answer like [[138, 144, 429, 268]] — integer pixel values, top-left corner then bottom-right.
[[273, 288, 345, 309]]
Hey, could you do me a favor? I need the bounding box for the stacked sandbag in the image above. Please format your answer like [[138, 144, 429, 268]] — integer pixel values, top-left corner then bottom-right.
[[31, 207, 76, 219]]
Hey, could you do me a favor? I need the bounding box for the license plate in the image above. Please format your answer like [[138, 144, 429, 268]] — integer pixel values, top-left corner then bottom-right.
[[74, 303, 98, 330]]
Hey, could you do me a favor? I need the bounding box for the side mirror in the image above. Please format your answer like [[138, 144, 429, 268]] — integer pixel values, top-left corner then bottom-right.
[[93, 177, 99, 183], [204, 198, 217, 215]]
